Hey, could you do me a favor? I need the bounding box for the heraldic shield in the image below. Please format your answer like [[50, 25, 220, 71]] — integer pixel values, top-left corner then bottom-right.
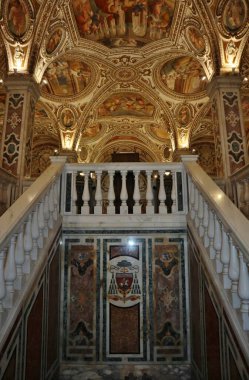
[[108, 259, 141, 304]]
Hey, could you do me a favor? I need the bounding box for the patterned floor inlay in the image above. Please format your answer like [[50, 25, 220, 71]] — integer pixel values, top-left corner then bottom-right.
[[58, 364, 192, 380]]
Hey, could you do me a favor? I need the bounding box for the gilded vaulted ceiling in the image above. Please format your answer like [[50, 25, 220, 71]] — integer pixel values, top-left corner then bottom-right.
[[0, 0, 248, 171]]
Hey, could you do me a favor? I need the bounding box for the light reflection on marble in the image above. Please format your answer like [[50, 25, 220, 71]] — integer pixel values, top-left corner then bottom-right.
[[58, 364, 192, 380]]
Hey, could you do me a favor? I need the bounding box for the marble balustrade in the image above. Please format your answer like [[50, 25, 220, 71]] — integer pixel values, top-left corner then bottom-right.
[[0, 157, 66, 340], [184, 159, 249, 337], [61, 162, 185, 216]]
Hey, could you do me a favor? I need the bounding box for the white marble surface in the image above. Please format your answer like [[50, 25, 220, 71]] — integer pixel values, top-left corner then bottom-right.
[[58, 364, 192, 380]]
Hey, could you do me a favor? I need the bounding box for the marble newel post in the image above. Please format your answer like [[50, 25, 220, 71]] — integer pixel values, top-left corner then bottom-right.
[[0, 75, 40, 195], [207, 76, 248, 191]]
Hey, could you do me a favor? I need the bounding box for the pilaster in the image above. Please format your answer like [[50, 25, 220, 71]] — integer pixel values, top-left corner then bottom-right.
[[207, 75, 247, 178], [0, 75, 40, 193]]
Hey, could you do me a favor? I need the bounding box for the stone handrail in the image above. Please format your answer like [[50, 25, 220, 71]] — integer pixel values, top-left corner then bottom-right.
[[183, 157, 249, 359]]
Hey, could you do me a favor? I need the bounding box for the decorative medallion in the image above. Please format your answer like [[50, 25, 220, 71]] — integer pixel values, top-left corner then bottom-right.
[[112, 67, 137, 83], [7, 0, 29, 38], [41, 58, 92, 98], [223, 0, 247, 32], [46, 28, 63, 55], [79, 147, 88, 161], [60, 108, 75, 129], [186, 26, 206, 53], [3, 132, 20, 165], [177, 105, 191, 126], [227, 131, 244, 163], [160, 56, 207, 95], [149, 124, 170, 140], [81, 123, 103, 139]]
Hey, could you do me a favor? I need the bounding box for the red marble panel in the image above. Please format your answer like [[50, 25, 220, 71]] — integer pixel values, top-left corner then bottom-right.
[[69, 245, 95, 350], [110, 303, 140, 354], [2, 348, 16, 380], [46, 248, 60, 372], [229, 349, 242, 380], [204, 285, 221, 380], [189, 248, 202, 372], [25, 285, 44, 380], [154, 244, 181, 348]]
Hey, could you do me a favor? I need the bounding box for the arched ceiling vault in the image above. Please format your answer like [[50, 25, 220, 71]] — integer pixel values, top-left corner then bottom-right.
[[0, 0, 248, 165]]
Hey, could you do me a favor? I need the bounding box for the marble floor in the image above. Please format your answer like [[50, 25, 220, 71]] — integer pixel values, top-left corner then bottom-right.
[[57, 364, 193, 380]]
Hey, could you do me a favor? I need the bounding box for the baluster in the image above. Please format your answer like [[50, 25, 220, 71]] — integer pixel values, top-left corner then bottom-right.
[[171, 171, 176, 213], [220, 227, 231, 289], [203, 201, 209, 248], [72, 172, 78, 214], [228, 240, 240, 309], [158, 170, 167, 214], [23, 214, 33, 274], [189, 178, 195, 220], [95, 171, 103, 215], [198, 193, 204, 237], [213, 215, 223, 273], [43, 194, 49, 237], [14, 226, 25, 290], [38, 201, 45, 249], [133, 170, 141, 214], [3, 236, 17, 309], [194, 187, 199, 228], [31, 206, 39, 261], [0, 249, 6, 314], [208, 210, 215, 259], [107, 170, 115, 215], [238, 251, 249, 330], [82, 171, 90, 215], [48, 186, 55, 229], [146, 170, 154, 215], [120, 170, 128, 215]]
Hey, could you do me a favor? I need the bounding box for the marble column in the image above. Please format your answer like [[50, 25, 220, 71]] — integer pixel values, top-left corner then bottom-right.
[[0, 75, 40, 194], [207, 76, 247, 182]]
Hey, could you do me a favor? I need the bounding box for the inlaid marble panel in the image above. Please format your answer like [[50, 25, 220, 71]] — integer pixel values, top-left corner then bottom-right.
[[62, 231, 188, 364]]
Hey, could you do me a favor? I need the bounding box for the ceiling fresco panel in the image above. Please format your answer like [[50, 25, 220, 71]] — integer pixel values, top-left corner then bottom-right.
[[97, 93, 155, 117], [223, 0, 248, 33], [71, 0, 176, 47], [160, 56, 207, 95], [42, 59, 92, 98], [7, 0, 29, 38]]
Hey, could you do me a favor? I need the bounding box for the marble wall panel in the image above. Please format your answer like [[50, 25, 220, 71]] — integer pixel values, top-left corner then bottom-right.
[[62, 231, 188, 364]]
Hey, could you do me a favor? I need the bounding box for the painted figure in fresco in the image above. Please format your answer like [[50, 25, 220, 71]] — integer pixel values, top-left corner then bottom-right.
[[225, 0, 245, 30], [72, 0, 99, 35], [148, 0, 173, 31], [46, 29, 62, 54], [72, 0, 175, 44], [161, 56, 206, 94], [44, 60, 91, 97], [8, 0, 28, 37], [188, 27, 205, 52], [178, 106, 190, 125], [61, 109, 74, 128], [98, 94, 154, 117]]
